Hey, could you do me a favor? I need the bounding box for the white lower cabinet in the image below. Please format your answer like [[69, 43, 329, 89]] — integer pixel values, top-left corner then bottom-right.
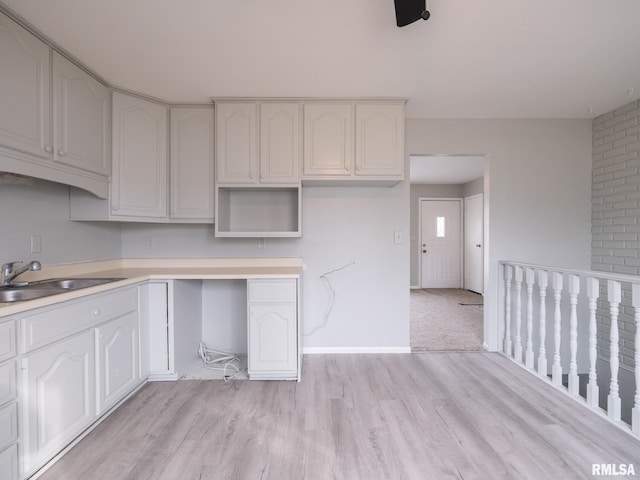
[[247, 279, 298, 380], [0, 444, 18, 480], [96, 312, 139, 415], [22, 330, 95, 474], [16, 286, 142, 478]]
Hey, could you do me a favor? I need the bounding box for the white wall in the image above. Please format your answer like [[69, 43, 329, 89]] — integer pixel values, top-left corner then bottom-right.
[[121, 183, 411, 352], [0, 176, 121, 265], [406, 118, 593, 350]]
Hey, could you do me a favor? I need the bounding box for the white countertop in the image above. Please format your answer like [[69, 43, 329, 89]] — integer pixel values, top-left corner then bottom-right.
[[0, 257, 303, 317]]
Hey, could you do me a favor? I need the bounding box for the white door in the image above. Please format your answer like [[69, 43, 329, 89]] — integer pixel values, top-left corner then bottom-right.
[[464, 194, 484, 294], [420, 199, 462, 288]]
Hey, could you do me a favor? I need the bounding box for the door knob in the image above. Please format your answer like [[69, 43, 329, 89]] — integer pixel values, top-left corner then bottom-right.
[[422, 250, 427, 253], [476, 244, 482, 248]]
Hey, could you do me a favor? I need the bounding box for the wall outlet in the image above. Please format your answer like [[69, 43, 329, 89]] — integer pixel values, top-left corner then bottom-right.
[[257, 238, 265, 249], [394, 230, 403, 245], [144, 236, 154, 249], [30, 235, 42, 254]]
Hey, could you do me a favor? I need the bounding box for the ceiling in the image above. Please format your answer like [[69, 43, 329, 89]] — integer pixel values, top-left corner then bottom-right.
[[410, 155, 484, 184], [3, 0, 640, 119]]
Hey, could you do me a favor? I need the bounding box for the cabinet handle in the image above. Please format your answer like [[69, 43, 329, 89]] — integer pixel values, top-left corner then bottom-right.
[[93, 309, 101, 316], [58, 150, 66, 156], [345, 165, 350, 172], [112, 204, 119, 211], [44, 146, 53, 153]]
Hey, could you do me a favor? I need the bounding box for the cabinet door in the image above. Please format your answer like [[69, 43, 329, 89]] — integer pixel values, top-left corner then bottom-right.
[[0, 13, 51, 160], [111, 92, 167, 218], [355, 104, 404, 177], [52, 52, 110, 176], [22, 330, 95, 474], [248, 304, 297, 374], [216, 102, 258, 184], [170, 106, 214, 219], [259, 103, 300, 184], [303, 104, 353, 176], [96, 312, 139, 414]]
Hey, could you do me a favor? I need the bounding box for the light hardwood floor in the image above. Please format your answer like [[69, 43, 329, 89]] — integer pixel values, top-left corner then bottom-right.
[[37, 353, 640, 480]]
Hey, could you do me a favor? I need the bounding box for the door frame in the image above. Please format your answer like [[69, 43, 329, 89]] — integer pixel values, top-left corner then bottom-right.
[[418, 197, 463, 289]]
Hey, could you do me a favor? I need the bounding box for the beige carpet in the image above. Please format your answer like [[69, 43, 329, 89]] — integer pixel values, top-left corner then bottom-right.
[[410, 288, 484, 352]]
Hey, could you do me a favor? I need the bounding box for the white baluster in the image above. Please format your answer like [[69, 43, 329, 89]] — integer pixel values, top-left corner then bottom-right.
[[586, 277, 600, 409], [607, 280, 622, 421], [503, 264, 513, 356], [567, 274, 580, 397], [525, 268, 535, 369], [552, 272, 563, 386], [537, 270, 548, 377], [514, 266, 524, 363], [632, 284, 640, 435]]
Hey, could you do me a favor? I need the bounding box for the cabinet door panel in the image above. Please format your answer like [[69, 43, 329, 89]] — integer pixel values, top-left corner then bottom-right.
[[53, 52, 110, 176], [260, 103, 300, 184], [248, 304, 296, 373], [22, 330, 95, 474], [170, 107, 214, 219], [97, 312, 139, 414], [303, 104, 353, 176], [216, 103, 257, 184], [0, 13, 50, 159], [112, 92, 167, 217], [355, 104, 404, 176]]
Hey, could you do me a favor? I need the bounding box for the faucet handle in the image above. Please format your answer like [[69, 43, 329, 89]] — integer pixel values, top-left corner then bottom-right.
[[2, 261, 22, 273]]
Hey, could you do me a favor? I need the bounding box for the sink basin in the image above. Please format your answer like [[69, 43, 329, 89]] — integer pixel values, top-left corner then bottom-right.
[[0, 287, 68, 303], [30, 278, 123, 290], [0, 278, 124, 303]]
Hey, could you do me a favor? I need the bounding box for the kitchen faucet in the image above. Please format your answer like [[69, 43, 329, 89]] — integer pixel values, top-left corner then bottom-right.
[[1, 260, 42, 287]]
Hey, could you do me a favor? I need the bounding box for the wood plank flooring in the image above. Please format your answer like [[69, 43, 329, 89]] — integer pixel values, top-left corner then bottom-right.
[[36, 353, 640, 480]]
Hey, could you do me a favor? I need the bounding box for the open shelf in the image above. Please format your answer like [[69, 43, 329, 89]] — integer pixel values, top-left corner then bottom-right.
[[215, 186, 301, 237]]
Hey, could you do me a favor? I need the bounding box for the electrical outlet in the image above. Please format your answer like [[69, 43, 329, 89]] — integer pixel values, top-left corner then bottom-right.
[[257, 238, 265, 249], [30, 235, 42, 254], [144, 237, 154, 249], [394, 230, 403, 244]]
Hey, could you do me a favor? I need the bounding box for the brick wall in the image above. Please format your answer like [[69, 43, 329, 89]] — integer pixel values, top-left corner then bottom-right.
[[592, 99, 640, 368]]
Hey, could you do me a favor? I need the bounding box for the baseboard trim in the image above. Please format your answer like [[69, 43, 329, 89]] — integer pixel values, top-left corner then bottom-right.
[[303, 347, 412, 354], [410, 285, 421, 290]]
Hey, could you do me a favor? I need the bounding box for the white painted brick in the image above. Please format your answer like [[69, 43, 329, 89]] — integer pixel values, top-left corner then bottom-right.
[[594, 125, 614, 140], [603, 145, 627, 159], [594, 111, 614, 125], [603, 178, 626, 189], [613, 265, 637, 275], [613, 116, 639, 133], [613, 167, 638, 179], [604, 161, 628, 173], [603, 225, 625, 233], [593, 142, 615, 155], [612, 217, 637, 225], [614, 184, 637, 194], [604, 114, 629, 129], [627, 125, 640, 136], [603, 130, 626, 145], [626, 141, 640, 152], [614, 134, 639, 148]]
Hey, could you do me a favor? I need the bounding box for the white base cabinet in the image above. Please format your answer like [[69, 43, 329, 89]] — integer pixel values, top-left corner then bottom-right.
[[247, 279, 298, 380], [96, 312, 139, 415], [21, 330, 95, 474]]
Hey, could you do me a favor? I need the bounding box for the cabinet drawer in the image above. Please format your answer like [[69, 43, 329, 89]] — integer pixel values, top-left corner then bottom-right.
[[0, 444, 18, 480], [0, 320, 16, 363], [0, 362, 16, 406], [0, 403, 17, 451], [21, 287, 138, 353], [248, 279, 296, 304]]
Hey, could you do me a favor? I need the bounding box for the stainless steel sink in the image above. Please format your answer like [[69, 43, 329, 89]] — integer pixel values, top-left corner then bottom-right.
[[30, 278, 123, 290], [0, 278, 124, 303]]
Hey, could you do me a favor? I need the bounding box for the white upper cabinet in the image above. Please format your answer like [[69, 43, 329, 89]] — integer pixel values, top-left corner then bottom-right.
[[216, 102, 258, 184], [259, 103, 300, 184], [53, 52, 110, 176], [302, 100, 405, 185], [355, 103, 404, 177], [0, 12, 110, 198], [303, 103, 354, 177], [215, 101, 301, 185], [170, 106, 214, 220], [111, 92, 168, 218], [0, 13, 50, 160]]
